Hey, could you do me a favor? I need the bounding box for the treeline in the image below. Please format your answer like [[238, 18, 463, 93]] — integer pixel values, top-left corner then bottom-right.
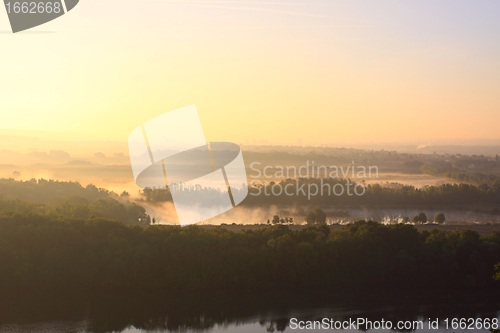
[[0, 178, 150, 226], [0, 178, 111, 205], [0, 195, 149, 226], [245, 179, 500, 207], [141, 178, 500, 210], [420, 164, 500, 186], [0, 215, 499, 292]]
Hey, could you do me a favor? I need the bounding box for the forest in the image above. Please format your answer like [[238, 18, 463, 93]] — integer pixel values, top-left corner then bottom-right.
[[142, 178, 500, 213], [0, 214, 499, 293], [0, 178, 150, 226], [0, 178, 499, 295]]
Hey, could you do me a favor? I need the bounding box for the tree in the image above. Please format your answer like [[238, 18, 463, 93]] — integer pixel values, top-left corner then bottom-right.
[[419, 212, 428, 224], [89, 198, 130, 224], [128, 203, 149, 225], [314, 208, 326, 225], [313, 208, 327, 225], [412, 212, 427, 224], [305, 212, 316, 225], [435, 212, 445, 224], [495, 263, 500, 281], [305, 208, 327, 226]]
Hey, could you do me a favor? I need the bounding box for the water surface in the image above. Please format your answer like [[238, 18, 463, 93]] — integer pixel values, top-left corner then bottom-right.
[[1, 289, 498, 333]]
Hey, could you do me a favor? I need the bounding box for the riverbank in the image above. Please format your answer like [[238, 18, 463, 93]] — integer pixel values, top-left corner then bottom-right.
[[198, 223, 500, 236]]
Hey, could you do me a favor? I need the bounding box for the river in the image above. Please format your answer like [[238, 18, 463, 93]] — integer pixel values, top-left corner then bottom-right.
[[0, 289, 498, 333]]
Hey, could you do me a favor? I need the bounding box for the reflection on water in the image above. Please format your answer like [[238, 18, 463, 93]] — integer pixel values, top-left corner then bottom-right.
[[0, 289, 498, 333]]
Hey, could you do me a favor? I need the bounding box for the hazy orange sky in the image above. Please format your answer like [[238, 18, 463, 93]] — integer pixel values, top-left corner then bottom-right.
[[1, 0, 499, 147]]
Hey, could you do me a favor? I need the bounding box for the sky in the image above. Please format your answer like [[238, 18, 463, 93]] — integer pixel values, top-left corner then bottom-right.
[[1, 0, 499, 147]]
